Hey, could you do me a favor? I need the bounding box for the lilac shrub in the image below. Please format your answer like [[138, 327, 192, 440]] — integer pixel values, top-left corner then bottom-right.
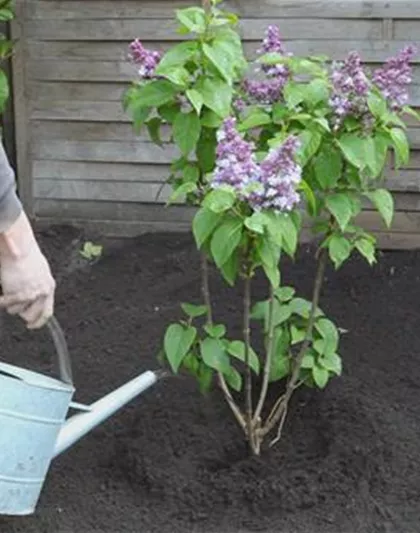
[[124, 1, 419, 455]]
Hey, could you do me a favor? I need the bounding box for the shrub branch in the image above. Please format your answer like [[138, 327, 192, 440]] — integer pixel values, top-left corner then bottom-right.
[[200, 252, 247, 433]]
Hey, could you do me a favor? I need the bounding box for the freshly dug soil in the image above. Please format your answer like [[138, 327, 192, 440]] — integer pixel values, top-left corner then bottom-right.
[[0, 225, 420, 533]]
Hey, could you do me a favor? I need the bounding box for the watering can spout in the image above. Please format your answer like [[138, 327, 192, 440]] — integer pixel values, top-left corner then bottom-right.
[[53, 370, 158, 457]]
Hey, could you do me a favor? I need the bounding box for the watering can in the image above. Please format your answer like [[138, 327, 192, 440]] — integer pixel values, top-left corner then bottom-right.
[[0, 316, 159, 515]]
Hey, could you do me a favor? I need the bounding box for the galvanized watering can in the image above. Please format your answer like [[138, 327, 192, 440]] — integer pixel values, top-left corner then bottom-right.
[[0, 316, 158, 515]]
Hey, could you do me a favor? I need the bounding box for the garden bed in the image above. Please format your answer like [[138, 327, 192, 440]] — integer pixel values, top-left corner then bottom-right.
[[0, 225, 419, 533]]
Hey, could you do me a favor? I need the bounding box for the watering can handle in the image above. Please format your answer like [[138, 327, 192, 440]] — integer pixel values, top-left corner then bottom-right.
[[46, 316, 73, 386]]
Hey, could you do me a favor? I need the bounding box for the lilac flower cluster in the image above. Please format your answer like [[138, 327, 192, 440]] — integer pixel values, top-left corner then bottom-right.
[[128, 39, 161, 79], [212, 118, 301, 212], [242, 25, 290, 106], [372, 45, 417, 110], [258, 137, 301, 211], [329, 51, 369, 128]]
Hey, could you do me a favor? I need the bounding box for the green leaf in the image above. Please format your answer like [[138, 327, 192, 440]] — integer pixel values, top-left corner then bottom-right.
[[367, 93, 387, 119], [269, 328, 291, 382], [328, 235, 352, 269], [168, 181, 197, 204], [204, 324, 226, 338], [325, 193, 354, 231], [192, 207, 222, 248], [301, 352, 315, 369], [250, 300, 268, 321], [183, 164, 200, 183], [257, 237, 281, 288], [173, 111, 201, 156], [196, 77, 233, 118], [227, 341, 260, 375], [402, 105, 420, 122], [289, 297, 313, 319], [0, 69, 9, 111], [219, 250, 239, 286], [224, 367, 242, 392], [304, 79, 329, 107], [164, 324, 197, 373], [210, 216, 243, 268], [355, 237, 376, 265], [158, 66, 190, 87], [196, 127, 217, 172], [274, 286, 296, 302], [390, 127, 410, 168], [276, 213, 298, 257], [127, 80, 179, 109], [284, 81, 306, 108], [370, 133, 390, 177], [200, 337, 231, 374], [337, 134, 367, 170], [319, 353, 342, 376], [272, 303, 292, 326], [314, 144, 342, 189], [291, 325, 306, 345], [146, 117, 162, 146], [203, 188, 235, 213], [312, 365, 329, 388], [238, 110, 271, 131], [315, 318, 339, 356], [176, 7, 206, 34], [181, 303, 208, 318], [203, 41, 233, 83], [159, 102, 180, 123], [365, 189, 394, 228], [272, 103, 289, 124], [197, 364, 214, 393], [156, 41, 198, 71], [298, 179, 318, 216], [244, 212, 266, 234], [200, 109, 223, 128], [186, 88, 204, 115], [131, 106, 151, 132], [298, 129, 322, 166]]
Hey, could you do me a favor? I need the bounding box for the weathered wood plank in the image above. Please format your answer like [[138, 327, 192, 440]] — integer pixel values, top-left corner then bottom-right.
[[29, 39, 420, 64], [10, 1, 32, 214], [26, 18, 383, 41], [34, 179, 174, 203], [33, 160, 170, 182], [27, 1, 420, 20], [31, 138, 420, 176], [27, 59, 420, 89], [394, 20, 420, 41], [32, 121, 148, 142], [31, 101, 129, 123], [34, 198, 194, 223], [30, 81, 126, 102], [32, 140, 179, 164]]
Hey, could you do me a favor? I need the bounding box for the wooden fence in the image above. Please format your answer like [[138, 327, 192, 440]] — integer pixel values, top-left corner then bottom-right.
[[9, 0, 420, 246]]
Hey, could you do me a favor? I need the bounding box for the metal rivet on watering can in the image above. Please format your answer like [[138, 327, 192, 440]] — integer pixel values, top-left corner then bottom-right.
[[0, 316, 158, 515]]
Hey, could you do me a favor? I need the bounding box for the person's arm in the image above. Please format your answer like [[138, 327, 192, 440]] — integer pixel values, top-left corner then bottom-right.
[[0, 140, 55, 329]]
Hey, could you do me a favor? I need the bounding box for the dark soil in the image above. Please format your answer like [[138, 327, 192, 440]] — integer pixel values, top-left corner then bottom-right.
[[0, 225, 420, 533]]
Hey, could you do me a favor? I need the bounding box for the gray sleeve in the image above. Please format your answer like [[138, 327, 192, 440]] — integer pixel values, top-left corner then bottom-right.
[[0, 140, 22, 233]]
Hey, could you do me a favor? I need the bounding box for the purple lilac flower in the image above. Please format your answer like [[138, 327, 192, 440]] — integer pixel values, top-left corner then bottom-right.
[[329, 51, 370, 127], [128, 39, 161, 79], [259, 25, 286, 55], [242, 78, 285, 105], [233, 97, 246, 113], [256, 136, 302, 211], [212, 118, 301, 213], [243, 25, 291, 105], [213, 117, 260, 192], [372, 45, 417, 110]]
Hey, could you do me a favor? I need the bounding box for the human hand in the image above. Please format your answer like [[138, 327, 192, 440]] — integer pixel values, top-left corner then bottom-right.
[[0, 212, 55, 329]]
